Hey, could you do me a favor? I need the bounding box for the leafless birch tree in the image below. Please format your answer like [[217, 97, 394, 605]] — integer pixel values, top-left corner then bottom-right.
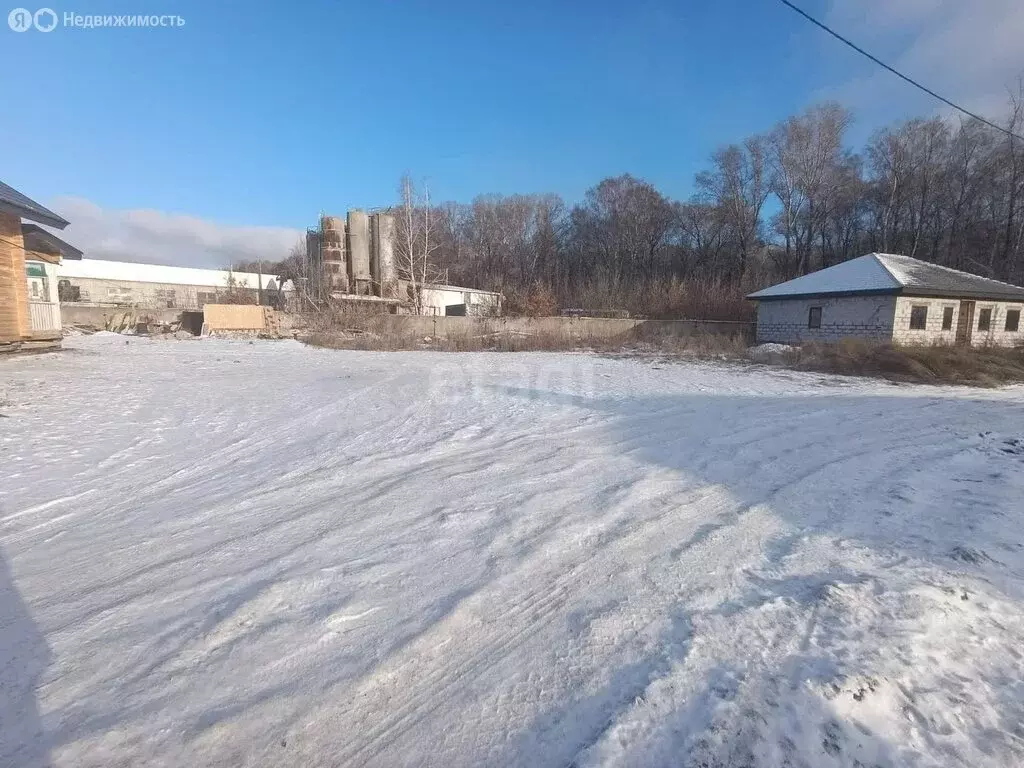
[[394, 174, 445, 314]]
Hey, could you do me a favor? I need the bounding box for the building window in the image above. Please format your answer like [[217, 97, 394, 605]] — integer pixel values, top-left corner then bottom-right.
[[942, 306, 954, 330], [107, 286, 132, 304], [807, 306, 822, 329], [58, 279, 81, 302], [1006, 309, 1021, 332], [25, 262, 49, 302], [978, 307, 993, 332], [155, 289, 177, 309], [909, 305, 928, 330]]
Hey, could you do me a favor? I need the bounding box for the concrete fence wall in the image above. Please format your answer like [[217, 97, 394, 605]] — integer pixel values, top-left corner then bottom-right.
[[364, 315, 755, 342], [60, 304, 755, 344]]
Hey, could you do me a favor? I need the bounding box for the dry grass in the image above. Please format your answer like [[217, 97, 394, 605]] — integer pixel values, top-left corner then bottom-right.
[[303, 327, 603, 353], [303, 328, 596, 353], [558, 276, 755, 321], [299, 303, 753, 357], [503, 282, 560, 317], [302, 321, 751, 357], [304, 313, 1020, 385], [784, 340, 1024, 387]]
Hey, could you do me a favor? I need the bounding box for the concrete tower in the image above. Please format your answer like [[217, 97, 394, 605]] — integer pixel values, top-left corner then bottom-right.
[[320, 215, 348, 294], [371, 213, 398, 298], [347, 210, 371, 294]]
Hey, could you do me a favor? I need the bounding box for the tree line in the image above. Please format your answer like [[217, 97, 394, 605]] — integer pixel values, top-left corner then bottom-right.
[[248, 88, 1024, 319]]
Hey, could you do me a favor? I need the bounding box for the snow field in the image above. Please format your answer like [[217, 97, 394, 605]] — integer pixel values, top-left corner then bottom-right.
[[1, 335, 1023, 767]]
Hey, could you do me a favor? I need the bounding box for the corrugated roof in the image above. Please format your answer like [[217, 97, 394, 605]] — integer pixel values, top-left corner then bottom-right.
[[0, 181, 69, 229], [748, 253, 1024, 302], [58, 258, 293, 291]]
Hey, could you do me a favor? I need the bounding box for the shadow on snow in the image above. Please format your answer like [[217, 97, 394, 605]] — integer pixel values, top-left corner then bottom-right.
[[0, 549, 52, 767], [492, 383, 1024, 767]]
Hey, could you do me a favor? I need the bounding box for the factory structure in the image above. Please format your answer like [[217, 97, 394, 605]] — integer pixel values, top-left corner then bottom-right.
[[306, 211, 399, 303], [305, 211, 502, 317], [57, 259, 292, 310]]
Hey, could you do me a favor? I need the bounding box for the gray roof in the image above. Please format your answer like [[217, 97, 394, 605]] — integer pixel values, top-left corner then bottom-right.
[[22, 224, 83, 260], [0, 181, 69, 229], [748, 252, 1024, 302]]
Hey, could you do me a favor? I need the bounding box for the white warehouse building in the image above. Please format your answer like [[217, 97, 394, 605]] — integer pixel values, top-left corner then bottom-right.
[[58, 259, 293, 310], [416, 283, 502, 317], [749, 252, 1024, 347]]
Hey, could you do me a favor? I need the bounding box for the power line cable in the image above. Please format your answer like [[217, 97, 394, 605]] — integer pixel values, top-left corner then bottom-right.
[[776, 0, 1024, 142], [0, 233, 65, 261]]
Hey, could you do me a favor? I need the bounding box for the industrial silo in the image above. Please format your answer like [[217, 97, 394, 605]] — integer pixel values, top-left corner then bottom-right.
[[347, 210, 371, 293], [305, 228, 323, 299], [372, 213, 398, 298], [320, 215, 348, 293]]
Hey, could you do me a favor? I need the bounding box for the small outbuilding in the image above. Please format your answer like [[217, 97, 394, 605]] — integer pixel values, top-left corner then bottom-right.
[[416, 283, 503, 317], [748, 253, 1024, 347], [0, 180, 72, 352]]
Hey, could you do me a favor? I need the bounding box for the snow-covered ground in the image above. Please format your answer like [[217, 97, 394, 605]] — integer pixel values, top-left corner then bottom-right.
[[2, 336, 1024, 768]]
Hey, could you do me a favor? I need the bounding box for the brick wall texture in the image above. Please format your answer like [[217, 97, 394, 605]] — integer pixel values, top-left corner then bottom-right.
[[893, 296, 1024, 347], [757, 294, 1024, 347], [0, 212, 30, 343], [755, 295, 896, 344]]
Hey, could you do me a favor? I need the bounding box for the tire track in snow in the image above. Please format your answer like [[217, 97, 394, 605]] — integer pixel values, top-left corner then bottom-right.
[[321, 484, 749, 766], [333, 581, 577, 764]]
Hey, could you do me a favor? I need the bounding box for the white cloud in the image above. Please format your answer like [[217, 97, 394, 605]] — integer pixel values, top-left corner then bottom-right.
[[820, 0, 1024, 124], [47, 197, 303, 268]]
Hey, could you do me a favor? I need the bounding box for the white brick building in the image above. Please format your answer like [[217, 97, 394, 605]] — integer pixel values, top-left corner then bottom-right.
[[749, 253, 1024, 347]]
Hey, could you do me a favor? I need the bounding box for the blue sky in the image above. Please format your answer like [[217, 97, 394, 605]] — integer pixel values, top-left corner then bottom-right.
[[2, 0, 1022, 266]]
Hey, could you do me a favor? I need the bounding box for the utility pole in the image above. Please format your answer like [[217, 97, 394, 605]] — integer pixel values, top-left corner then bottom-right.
[[257, 258, 264, 306]]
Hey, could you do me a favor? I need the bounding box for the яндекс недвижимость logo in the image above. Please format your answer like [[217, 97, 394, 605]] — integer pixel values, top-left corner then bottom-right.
[[8, 8, 183, 31], [8, 7, 56, 31]]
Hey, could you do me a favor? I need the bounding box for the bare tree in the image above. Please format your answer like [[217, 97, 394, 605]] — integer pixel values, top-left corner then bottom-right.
[[696, 137, 769, 280], [394, 174, 445, 314], [567, 175, 675, 283], [997, 81, 1024, 280], [766, 104, 853, 276], [373, 87, 1024, 320], [676, 200, 725, 275]]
